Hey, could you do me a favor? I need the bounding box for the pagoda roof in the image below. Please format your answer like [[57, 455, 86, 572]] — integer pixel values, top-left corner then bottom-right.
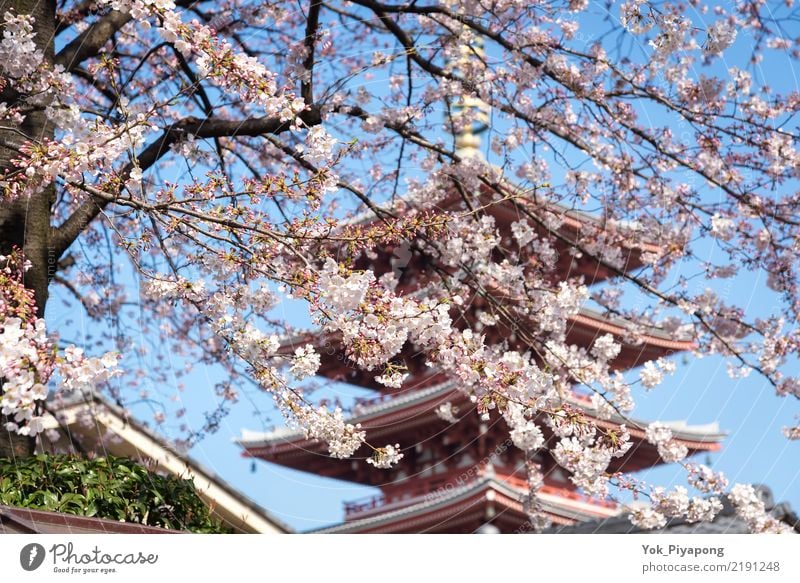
[[338, 183, 667, 290], [278, 306, 695, 391], [239, 379, 456, 446], [239, 379, 724, 453], [282, 306, 693, 355], [343, 186, 663, 258], [569, 306, 693, 350], [313, 471, 619, 533], [239, 379, 724, 486]]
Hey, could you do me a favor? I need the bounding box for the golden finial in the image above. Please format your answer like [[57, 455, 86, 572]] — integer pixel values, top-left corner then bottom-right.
[[449, 34, 490, 159]]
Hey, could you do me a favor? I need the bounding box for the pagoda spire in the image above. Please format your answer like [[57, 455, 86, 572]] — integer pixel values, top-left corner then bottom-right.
[[449, 31, 490, 159]]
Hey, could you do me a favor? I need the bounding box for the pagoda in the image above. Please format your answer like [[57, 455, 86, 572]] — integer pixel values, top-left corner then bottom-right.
[[238, 60, 724, 532], [238, 191, 724, 532]]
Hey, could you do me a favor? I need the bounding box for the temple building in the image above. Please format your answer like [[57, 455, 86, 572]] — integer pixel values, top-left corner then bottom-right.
[[238, 58, 725, 531], [237, 194, 724, 533]]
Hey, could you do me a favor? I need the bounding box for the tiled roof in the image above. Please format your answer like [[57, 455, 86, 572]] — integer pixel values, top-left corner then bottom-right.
[[313, 474, 617, 533], [238, 380, 725, 448], [238, 380, 455, 445], [0, 505, 180, 534], [544, 486, 799, 534]]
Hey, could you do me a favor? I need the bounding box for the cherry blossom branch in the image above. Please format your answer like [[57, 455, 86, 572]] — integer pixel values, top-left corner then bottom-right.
[[51, 110, 322, 260]]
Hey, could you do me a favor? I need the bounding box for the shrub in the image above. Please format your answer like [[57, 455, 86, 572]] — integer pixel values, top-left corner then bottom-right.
[[0, 454, 229, 533]]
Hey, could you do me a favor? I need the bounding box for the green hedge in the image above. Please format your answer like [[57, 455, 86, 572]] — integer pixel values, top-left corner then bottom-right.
[[0, 454, 230, 533]]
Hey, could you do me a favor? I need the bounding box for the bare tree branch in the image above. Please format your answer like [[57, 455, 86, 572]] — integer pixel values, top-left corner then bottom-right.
[[301, 0, 322, 105], [55, 10, 132, 72], [51, 108, 322, 260], [55, 0, 198, 71]]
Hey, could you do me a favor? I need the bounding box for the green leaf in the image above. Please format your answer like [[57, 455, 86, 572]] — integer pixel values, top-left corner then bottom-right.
[[0, 454, 229, 532]]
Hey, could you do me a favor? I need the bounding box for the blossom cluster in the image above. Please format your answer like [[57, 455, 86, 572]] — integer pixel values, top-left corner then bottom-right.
[[289, 345, 321, 381], [728, 484, 793, 534], [0, 318, 52, 435], [435, 402, 459, 423], [620, 3, 736, 60], [686, 463, 729, 495], [0, 251, 119, 437], [639, 358, 676, 390], [294, 401, 365, 459], [0, 11, 42, 79], [521, 461, 551, 532], [366, 444, 404, 469], [551, 422, 632, 497], [504, 402, 545, 452], [645, 422, 688, 463], [629, 484, 724, 530]]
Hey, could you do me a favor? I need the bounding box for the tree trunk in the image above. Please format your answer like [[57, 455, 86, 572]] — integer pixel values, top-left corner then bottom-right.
[[0, 0, 57, 458]]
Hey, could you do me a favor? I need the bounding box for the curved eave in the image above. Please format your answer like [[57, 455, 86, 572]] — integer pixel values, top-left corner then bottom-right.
[[239, 382, 724, 466], [278, 308, 695, 391], [238, 381, 457, 458], [314, 476, 617, 534], [484, 182, 663, 257], [569, 309, 694, 352], [342, 187, 663, 264], [486, 193, 662, 276], [0, 505, 181, 534]]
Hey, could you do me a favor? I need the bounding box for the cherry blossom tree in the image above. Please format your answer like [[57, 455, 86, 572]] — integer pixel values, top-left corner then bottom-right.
[[0, 0, 798, 532]]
